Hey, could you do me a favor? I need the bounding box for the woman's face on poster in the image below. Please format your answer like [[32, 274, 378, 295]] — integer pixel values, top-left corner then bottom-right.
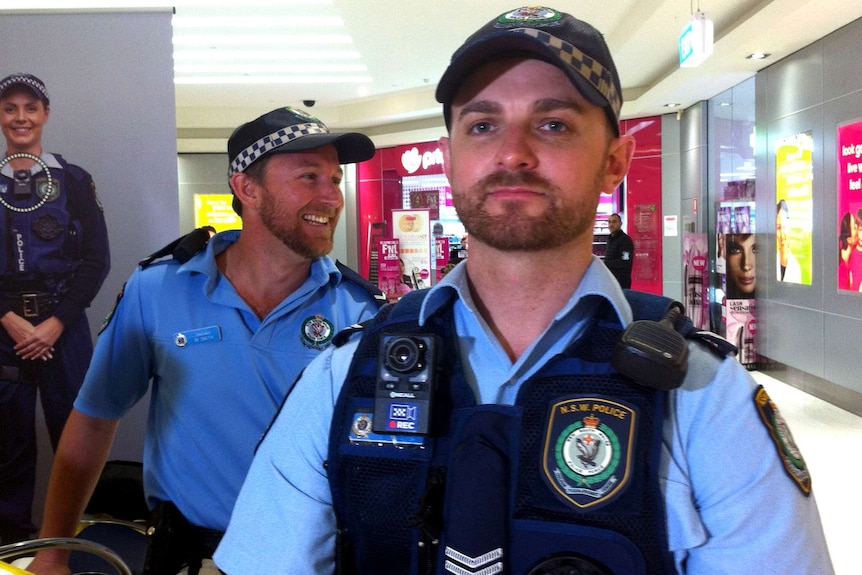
[[727, 233, 756, 296]]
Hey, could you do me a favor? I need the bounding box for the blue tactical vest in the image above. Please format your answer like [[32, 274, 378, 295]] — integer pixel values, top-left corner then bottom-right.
[[1, 154, 83, 286], [327, 290, 697, 575]]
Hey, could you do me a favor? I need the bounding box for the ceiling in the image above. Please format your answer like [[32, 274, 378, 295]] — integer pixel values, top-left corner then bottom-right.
[[17, 0, 862, 152]]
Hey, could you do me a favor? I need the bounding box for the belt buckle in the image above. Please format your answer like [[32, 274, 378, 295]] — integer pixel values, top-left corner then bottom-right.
[[21, 292, 40, 318]]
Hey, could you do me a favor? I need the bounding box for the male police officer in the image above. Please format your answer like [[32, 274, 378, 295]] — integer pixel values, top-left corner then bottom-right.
[[216, 7, 834, 574], [0, 73, 110, 544], [27, 107, 385, 575]]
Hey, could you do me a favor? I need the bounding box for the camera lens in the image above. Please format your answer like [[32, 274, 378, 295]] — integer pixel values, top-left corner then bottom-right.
[[385, 337, 423, 374]]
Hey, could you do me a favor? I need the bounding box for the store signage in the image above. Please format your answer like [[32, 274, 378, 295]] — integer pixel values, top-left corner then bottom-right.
[[400, 146, 444, 174]]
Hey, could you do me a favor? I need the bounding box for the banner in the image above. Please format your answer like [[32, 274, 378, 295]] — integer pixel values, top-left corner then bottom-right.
[[837, 120, 862, 292], [392, 209, 432, 290], [775, 132, 813, 285]]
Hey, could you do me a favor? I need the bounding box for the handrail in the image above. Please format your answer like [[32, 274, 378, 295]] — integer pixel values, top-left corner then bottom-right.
[[0, 537, 132, 575]]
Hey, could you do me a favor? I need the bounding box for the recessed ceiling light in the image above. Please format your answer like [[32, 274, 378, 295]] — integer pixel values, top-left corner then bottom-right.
[[664, 103, 681, 108], [746, 52, 771, 60]]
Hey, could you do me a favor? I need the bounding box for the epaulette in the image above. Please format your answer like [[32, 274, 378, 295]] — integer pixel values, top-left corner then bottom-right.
[[138, 226, 215, 269], [335, 260, 388, 307]]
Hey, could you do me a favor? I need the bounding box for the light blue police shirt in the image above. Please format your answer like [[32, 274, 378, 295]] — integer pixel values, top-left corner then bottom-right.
[[73, 230, 383, 531], [215, 258, 834, 574]]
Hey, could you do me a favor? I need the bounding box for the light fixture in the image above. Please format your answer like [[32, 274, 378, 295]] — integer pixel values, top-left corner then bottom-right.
[[746, 52, 771, 60], [664, 103, 682, 108], [169, 0, 371, 87], [679, 9, 714, 68]]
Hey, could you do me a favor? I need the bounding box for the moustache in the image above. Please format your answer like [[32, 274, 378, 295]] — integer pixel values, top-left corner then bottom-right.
[[475, 171, 555, 194]]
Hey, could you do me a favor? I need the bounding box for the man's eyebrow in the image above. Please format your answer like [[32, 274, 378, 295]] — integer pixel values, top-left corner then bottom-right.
[[533, 98, 585, 114], [456, 100, 502, 122]]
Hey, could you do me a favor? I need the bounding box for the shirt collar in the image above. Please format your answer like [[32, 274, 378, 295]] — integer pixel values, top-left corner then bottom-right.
[[180, 229, 341, 289], [417, 256, 632, 327], [1, 152, 61, 177]]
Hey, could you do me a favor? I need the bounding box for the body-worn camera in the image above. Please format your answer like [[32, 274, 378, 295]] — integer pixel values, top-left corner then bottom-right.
[[14, 170, 31, 197], [373, 333, 438, 435]]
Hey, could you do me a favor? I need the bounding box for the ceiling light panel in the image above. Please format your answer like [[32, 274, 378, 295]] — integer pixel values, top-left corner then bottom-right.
[[171, 1, 371, 87]]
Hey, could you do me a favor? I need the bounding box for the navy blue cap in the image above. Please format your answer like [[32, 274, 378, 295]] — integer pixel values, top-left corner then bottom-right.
[[0, 73, 50, 106], [228, 106, 374, 175], [436, 6, 621, 132]]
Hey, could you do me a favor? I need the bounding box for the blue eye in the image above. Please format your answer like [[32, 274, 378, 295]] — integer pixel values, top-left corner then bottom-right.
[[543, 120, 568, 132]]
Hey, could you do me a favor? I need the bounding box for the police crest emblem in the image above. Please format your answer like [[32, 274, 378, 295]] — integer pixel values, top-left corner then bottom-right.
[[300, 314, 334, 350], [754, 385, 811, 495], [542, 396, 637, 510]]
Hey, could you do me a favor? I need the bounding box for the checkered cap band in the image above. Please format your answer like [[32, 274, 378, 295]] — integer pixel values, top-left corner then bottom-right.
[[0, 74, 49, 101], [229, 122, 329, 175], [519, 28, 621, 120]]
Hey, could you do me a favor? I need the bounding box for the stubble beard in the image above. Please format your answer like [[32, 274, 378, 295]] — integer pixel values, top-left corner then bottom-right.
[[452, 170, 603, 252], [259, 187, 337, 259]]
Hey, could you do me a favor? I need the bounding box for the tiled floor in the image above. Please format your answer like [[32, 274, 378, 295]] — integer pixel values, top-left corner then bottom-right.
[[752, 371, 861, 575]]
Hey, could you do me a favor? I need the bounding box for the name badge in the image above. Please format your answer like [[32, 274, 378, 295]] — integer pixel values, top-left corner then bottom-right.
[[174, 325, 221, 347]]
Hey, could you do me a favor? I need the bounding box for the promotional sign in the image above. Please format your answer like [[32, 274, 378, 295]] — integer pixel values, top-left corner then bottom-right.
[[837, 120, 862, 292], [194, 194, 241, 231], [682, 233, 709, 330], [434, 236, 449, 283], [409, 190, 440, 220], [775, 132, 813, 285], [726, 299, 757, 367], [377, 238, 410, 302], [392, 209, 432, 290]]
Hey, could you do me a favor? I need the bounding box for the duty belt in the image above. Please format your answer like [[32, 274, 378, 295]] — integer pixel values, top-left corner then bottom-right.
[[2, 292, 58, 318]]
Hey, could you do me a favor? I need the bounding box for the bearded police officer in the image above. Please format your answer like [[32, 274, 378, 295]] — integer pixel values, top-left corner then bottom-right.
[[27, 107, 385, 575], [216, 7, 833, 575]]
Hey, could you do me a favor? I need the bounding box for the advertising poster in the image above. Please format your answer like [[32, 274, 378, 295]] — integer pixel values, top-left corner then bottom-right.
[[376, 238, 408, 302], [682, 233, 709, 330], [409, 190, 441, 220], [775, 132, 813, 285], [726, 299, 757, 367], [392, 209, 432, 290], [723, 233, 757, 300], [837, 120, 862, 292], [194, 194, 242, 232], [434, 236, 449, 284]]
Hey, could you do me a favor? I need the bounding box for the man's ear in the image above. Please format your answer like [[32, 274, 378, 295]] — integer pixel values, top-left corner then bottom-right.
[[229, 172, 258, 211], [603, 134, 635, 192], [439, 135, 451, 182]]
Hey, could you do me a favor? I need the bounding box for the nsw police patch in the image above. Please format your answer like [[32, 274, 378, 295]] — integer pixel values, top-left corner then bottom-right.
[[542, 396, 637, 510], [36, 176, 60, 202], [300, 314, 334, 350], [99, 282, 125, 334], [754, 385, 811, 496]]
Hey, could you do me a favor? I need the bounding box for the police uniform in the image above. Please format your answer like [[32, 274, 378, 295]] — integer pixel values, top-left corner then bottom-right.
[[0, 152, 109, 542], [216, 259, 834, 574], [74, 230, 383, 533]]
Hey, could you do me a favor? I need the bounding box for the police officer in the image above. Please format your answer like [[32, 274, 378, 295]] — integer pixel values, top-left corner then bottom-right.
[[27, 107, 385, 575], [216, 6, 834, 575], [0, 73, 110, 544]]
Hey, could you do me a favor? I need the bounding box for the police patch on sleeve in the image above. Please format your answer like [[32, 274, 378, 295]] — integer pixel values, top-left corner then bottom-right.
[[99, 282, 125, 334], [542, 396, 637, 510], [754, 385, 811, 496]]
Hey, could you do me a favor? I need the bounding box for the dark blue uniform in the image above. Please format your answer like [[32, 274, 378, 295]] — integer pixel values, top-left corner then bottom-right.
[[0, 152, 110, 542]]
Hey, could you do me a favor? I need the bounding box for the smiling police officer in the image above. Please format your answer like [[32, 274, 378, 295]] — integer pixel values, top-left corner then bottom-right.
[[27, 107, 385, 575], [0, 73, 110, 545]]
